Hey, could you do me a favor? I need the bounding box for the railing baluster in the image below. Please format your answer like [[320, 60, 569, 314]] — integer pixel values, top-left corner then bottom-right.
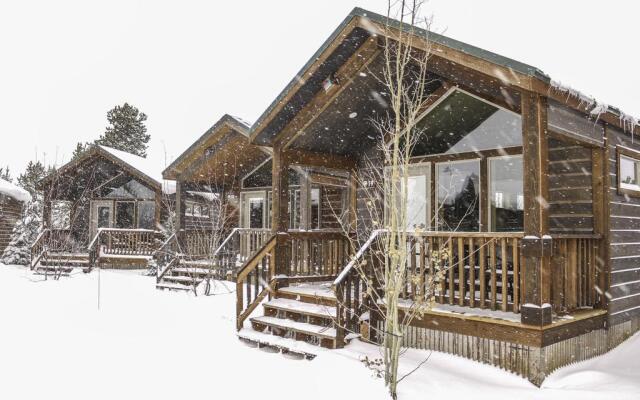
[[458, 237, 465, 306], [501, 238, 508, 312], [512, 237, 519, 313], [468, 237, 475, 308], [448, 238, 454, 305], [490, 239, 497, 311], [479, 238, 486, 309]]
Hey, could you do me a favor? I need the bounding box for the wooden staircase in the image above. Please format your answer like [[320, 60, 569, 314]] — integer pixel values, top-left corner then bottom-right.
[[156, 260, 219, 291], [241, 282, 344, 352]]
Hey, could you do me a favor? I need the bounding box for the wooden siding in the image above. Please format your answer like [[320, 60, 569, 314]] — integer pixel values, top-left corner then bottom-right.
[[0, 195, 23, 253], [547, 138, 594, 233], [320, 187, 344, 230], [607, 126, 640, 322]]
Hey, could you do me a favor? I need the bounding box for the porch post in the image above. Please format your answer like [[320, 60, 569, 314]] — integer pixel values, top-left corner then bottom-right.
[[520, 91, 552, 326], [42, 182, 52, 230], [272, 146, 290, 276], [175, 180, 186, 247]]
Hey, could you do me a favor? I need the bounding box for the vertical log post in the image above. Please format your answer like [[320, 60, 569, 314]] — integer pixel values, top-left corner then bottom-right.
[[272, 146, 291, 278], [175, 180, 186, 250], [520, 92, 552, 326]]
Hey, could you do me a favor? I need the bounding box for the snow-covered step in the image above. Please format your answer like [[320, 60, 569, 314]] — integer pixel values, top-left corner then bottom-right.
[[156, 282, 193, 291], [237, 328, 320, 359], [250, 315, 339, 349], [277, 282, 337, 305], [172, 267, 212, 275], [264, 298, 336, 319], [162, 275, 203, 284]]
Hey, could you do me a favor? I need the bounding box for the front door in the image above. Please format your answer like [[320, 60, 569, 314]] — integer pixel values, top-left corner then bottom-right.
[[90, 200, 113, 240], [241, 192, 266, 228]]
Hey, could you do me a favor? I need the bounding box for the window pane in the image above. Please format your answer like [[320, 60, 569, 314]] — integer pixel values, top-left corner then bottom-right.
[[620, 155, 640, 191], [437, 161, 480, 231], [105, 179, 155, 199], [490, 157, 524, 231], [249, 199, 264, 228], [115, 202, 135, 229], [412, 90, 522, 157], [137, 201, 155, 230], [311, 188, 320, 229], [98, 206, 111, 228], [405, 165, 430, 231]]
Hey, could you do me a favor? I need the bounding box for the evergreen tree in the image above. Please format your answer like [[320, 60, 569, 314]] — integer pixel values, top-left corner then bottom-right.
[[71, 142, 89, 161], [0, 194, 42, 265], [17, 161, 47, 197], [0, 166, 12, 182], [96, 103, 149, 157]]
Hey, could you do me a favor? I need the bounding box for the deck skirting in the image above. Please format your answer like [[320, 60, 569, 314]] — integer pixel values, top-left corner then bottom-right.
[[375, 315, 640, 385]]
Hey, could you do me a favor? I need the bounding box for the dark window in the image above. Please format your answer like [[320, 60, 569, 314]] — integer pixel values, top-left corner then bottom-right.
[[412, 90, 522, 157], [115, 201, 135, 229], [489, 157, 524, 231], [437, 160, 480, 231], [249, 199, 264, 228], [97, 206, 111, 228], [137, 201, 155, 230]]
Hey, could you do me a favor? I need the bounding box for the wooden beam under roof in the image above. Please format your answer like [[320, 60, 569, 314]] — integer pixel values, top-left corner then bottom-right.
[[283, 148, 357, 171]]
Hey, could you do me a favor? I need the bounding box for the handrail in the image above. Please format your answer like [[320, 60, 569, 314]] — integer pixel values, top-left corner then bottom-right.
[[235, 234, 277, 331], [236, 234, 277, 282], [154, 232, 178, 257], [30, 229, 50, 270], [333, 229, 385, 288]]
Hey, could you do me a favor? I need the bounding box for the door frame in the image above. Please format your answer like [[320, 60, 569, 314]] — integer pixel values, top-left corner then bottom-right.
[[240, 190, 267, 228], [90, 200, 113, 240]]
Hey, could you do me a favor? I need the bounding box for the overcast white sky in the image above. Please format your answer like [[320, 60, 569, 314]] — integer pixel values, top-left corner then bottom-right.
[[1, 0, 638, 179]]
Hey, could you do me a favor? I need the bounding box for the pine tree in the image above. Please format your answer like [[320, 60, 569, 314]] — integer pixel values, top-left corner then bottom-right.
[[96, 103, 150, 157], [0, 166, 12, 182], [71, 142, 89, 161], [17, 161, 47, 197], [0, 194, 42, 265]]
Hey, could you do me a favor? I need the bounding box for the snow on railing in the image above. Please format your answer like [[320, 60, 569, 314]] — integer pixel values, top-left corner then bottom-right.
[[333, 229, 386, 287]]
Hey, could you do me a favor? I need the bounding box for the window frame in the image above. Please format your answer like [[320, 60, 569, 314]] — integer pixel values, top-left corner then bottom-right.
[[435, 158, 482, 232], [487, 154, 524, 232], [617, 145, 640, 197]]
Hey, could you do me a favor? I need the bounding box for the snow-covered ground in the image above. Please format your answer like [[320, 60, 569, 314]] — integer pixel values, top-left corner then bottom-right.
[[0, 264, 638, 400]]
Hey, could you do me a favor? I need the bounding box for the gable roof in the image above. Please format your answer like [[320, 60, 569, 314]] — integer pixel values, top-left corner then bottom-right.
[[40, 144, 163, 192], [162, 114, 264, 181], [250, 7, 638, 145]]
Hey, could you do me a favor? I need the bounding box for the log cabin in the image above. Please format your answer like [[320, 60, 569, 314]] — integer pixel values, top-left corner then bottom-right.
[[33, 144, 170, 273], [157, 114, 352, 290], [157, 115, 271, 289], [229, 7, 640, 385], [0, 179, 31, 255]]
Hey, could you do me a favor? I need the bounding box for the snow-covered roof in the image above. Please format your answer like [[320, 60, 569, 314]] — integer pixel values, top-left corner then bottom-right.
[[0, 179, 31, 203], [97, 145, 163, 184], [187, 190, 218, 202]]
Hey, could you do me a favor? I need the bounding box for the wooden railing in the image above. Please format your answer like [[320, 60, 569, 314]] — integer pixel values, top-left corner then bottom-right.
[[235, 234, 277, 330], [87, 228, 160, 268], [154, 233, 179, 282], [30, 229, 74, 269], [214, 228, 271, 274], [551, 235, 600, 313], [282, 230, 351, 279]]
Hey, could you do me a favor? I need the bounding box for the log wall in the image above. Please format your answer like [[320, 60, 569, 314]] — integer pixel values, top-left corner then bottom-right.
[[0, 195, 23, 254], [607, 126, 640, 324]]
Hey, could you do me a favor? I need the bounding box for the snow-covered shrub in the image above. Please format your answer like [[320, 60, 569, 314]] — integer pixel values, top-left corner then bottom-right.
[[1, 195, 42, 265]]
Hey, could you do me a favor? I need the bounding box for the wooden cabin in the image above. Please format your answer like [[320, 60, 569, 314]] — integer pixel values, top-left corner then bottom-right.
[[157, 115, 353, 291], [157, 115, 271, 290], [230, 7, 640, 385], [33, 144, 168, 272], [0, 179, 31, 255]]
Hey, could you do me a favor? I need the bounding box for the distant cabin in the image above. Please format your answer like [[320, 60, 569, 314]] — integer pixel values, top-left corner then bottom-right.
[[0, 179, 31, 254], [34, 145, 174, 269]]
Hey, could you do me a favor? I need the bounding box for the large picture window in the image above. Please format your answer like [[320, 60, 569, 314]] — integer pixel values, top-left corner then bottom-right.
[[489, 156, 524, 231], [411, 89, 522, 157], [405, 164, 430, 231], [436, 160, 480, 231]]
